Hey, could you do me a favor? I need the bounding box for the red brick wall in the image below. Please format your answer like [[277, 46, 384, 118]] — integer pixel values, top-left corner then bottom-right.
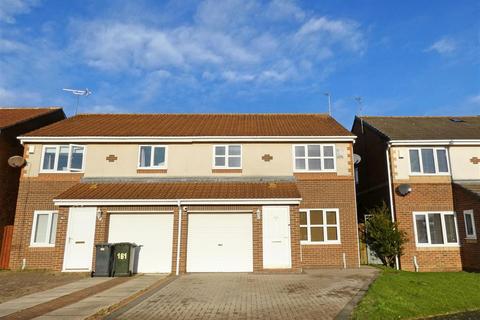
[[453, 184, 480, 271], [352, 119, 390, 220], [0, 135, 22, 248], [296, 179, 360, 268], [9, 178, 80, 270], [0, 109, 65, 252], [393, 183, 463, 272]]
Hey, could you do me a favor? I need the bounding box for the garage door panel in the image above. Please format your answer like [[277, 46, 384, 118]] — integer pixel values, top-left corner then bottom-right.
[[187, 213, 253, 272], [108, 214, 173, 273]]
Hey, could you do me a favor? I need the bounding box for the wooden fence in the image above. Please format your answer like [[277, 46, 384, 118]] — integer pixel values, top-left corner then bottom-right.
[[0, 225, 13, 269]]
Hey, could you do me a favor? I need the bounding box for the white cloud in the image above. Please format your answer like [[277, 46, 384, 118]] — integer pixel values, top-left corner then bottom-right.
[[266, 0, 305, 21], [468, 94, 480, 105], [426, 37, 456, 54], [0, 0, 39, 24], [0, 86, 41, 104], [296, 17, 366, 53], [70, 2, 366, 86], [0, 38, 27, 53]]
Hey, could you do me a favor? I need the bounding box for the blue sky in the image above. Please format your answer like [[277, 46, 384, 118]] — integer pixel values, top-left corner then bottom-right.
[[0, 0, 479, 128]]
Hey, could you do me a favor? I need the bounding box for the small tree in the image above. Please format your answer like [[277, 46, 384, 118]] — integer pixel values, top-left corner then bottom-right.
[[365, 202, 407, 268]]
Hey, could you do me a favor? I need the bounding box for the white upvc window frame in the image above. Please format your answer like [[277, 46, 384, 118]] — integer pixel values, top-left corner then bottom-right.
[[300, 208, 341, 245], [30, 210, 58, 247], [40, 144, 86, 173], [408, 147, 450, 176], [412, 211, 459, 248], [463, 210, 477, 240], [212, 145, 242, 169], [293, 144, 336, 172], [137, 145, 168, 169]]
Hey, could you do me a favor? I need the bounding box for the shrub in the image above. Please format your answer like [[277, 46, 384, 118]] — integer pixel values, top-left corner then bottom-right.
[[365, 202, 407, 268]]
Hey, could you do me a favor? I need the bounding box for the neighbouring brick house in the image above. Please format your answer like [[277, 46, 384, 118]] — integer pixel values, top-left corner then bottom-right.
[[10, 113, 360, 273], [0, 107, 65, 261], [352, 116, 480, 272]]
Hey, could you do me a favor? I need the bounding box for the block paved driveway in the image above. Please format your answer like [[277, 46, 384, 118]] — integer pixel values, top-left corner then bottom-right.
[[112, 267, 378, 320]]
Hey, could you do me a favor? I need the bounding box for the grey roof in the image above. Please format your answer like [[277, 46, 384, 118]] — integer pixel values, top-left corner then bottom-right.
[[358, 116, 480, 140]]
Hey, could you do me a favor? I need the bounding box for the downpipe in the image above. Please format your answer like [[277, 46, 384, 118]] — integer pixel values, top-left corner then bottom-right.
[[386, 145, 400, 270]]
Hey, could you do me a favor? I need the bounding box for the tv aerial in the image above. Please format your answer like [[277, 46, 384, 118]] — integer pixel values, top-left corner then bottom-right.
[[62, 88, 92, 115]]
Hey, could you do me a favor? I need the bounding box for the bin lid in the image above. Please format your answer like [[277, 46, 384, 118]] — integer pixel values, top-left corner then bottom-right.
[[113, 242, 138, 246], [95, 243, 113, 246]]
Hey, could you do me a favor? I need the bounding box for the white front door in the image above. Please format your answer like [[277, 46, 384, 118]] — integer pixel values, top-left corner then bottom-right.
[[187, 213, 253, 272], [262, 206, 291, 269], [108, 213, 174, 273], [63, 207, 97, 271]]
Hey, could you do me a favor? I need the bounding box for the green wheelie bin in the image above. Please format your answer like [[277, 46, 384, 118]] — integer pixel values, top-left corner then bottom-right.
[[112, 242, 137, 277]]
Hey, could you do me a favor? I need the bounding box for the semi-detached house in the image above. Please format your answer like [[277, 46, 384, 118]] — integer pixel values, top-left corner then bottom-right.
[[10, 113, 360, 274], [353, 116, 480, 272]]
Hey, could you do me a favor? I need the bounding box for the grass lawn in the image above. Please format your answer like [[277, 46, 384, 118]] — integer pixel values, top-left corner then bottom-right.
[[352, 267, 480, 320]]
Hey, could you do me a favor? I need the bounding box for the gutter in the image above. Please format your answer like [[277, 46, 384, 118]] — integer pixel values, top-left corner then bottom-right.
[[18, 135, 357, 144], [385, 144, 400, 270]]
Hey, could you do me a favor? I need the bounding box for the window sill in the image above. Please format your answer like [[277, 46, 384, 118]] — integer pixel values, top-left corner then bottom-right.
[[212, 169, 242, 173], [29, 244, 55, 248], [416, 245, 460, 250], [301, 241, 341, 245], [137, 169, 167, 173], [409, 173, 450, 176], [39, 171, 84, 174]]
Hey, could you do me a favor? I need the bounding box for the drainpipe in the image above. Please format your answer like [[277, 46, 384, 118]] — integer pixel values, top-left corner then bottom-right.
[[175, 201, 182, 276], [385, 144, 400, 270], [413, 256, 419, 272]]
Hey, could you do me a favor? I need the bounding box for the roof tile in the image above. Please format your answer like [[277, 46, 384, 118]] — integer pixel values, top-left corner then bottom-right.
[[25, 113, 353, 137], [0, 107, 62, 129], [55, 181, 301, 200], [359, 116, 480, 140]]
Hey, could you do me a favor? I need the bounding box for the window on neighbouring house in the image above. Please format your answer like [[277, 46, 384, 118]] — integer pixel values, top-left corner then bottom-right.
[[413, 212, 458, 246], [138, 146, 167, 168], [31, 211, 58, 246], [213, 145, 241, 168], [409, 148, 449, 175], [294, 144, 336, 171], [464, 210, 477, 239], [300, 209, 340, 244], [41, 145, 85, 172]]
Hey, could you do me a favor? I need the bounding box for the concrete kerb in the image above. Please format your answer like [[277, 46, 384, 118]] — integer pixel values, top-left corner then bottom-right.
[[334, 267, 380, 320]]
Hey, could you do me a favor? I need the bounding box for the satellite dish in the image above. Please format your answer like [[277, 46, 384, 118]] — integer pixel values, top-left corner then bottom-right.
[[353, 154, 362, 165], [397, 184, 412, 196], [8, 156, 26, 168]]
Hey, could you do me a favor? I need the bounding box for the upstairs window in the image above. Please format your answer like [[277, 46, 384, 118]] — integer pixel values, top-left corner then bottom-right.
[[214, 145, 241, 168], [409, 148, 449, 175], [41, 145, 85, 172], [30, 211, 58, 247], [413, 212, 458, 247], [138, 146, 167, 168], [294, 144, 336, 172], [464, 210, 477, 239]]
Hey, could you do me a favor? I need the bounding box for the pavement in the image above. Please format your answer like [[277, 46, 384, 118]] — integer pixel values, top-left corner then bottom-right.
[[110, 267, 379, 320], [0, 274, 167, 320]]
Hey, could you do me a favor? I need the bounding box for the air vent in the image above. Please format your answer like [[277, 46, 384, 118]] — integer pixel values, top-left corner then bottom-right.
[[449, 118, 465, 123]]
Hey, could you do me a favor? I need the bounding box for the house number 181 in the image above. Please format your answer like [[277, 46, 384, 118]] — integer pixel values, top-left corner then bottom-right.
[[117, 252, 128, 260]]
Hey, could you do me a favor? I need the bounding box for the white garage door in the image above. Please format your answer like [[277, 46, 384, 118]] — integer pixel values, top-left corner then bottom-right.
[[187, 213, 253, 272], [108, 213, 173, 273]]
